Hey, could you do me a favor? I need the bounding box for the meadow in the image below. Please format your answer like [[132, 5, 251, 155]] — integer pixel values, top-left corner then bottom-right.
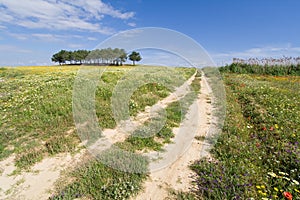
[[1, 64, 299, 199], [191, 73, 300, 199], [0, 65, 197, 199]]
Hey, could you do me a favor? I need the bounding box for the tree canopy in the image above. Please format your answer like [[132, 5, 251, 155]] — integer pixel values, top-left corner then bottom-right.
[[51, 48, 129, 66], [128, 51, 142, 65]]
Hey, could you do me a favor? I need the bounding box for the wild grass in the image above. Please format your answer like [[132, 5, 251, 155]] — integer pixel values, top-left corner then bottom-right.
[[191, 73, 300, 199], [49, 159, 147, 200], [1, 65, 198, 199], [0, 65, 194, 169]]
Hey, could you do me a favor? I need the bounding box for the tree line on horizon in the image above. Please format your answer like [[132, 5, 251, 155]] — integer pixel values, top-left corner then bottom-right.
[[233, 56, 300, 66], [51, 48, 142, 66]]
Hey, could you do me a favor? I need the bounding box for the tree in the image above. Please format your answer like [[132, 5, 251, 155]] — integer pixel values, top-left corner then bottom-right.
[[73, 50, 89, 64], [51, 50, 69, 65], [113, 48, 127, 65], [118, 50, 127, 66], [128, 51, 142, 65]]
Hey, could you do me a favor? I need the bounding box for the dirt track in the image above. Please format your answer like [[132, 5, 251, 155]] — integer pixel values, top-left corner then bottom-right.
[[133, 72, 212, 199]]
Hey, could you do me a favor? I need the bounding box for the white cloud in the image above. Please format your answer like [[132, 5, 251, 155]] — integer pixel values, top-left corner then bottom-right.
[[88, 37, 98, 41], [117, 29, 144, 38], [6, 32, 100, 44], [8, 33, 28, 40], [211, 44, 300, 66], [68, 43, 85, 49], [31, 33, 64, 42], [128, 22, 137, 27], [0, 0, 134, 34], [0, 44, 32, 53]]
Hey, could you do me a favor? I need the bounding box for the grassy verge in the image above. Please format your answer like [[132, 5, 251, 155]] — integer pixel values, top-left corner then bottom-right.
[[191, 73, 300, 199]]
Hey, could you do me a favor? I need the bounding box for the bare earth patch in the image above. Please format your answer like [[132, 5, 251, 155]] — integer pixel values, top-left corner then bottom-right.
[[0, 150, 86, 200]]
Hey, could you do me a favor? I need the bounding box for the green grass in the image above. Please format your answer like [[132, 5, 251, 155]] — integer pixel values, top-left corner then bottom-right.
[[191, 73, 300, 199], [1, 66, 79, 167], [0, 65, 195, 169], [49, 159, 147, 200], [1, 65, 199, 199]]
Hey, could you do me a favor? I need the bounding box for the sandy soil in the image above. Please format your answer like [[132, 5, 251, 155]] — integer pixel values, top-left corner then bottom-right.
[[0, 151, 85, 200], [133, 73, 213, 200]]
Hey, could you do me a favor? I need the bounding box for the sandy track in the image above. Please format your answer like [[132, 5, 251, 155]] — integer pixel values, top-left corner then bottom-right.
[[0, 150, 86, 200], [133, 72, 212, 200]]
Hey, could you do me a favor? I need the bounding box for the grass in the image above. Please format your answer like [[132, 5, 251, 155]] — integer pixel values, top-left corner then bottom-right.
[[167, 189, 197, 200], [191, 73, 300, 199], [9, 65, 300, 199], [49, 159, 147, 200], [1, 66, 79, 168], [0, 65, 195, 169], [1, 65, 199, 199]]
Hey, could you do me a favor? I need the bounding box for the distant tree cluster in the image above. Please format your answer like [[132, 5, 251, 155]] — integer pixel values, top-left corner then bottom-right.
[[220, 62, 300, 76], [233, 56, 300, 66], [51, 48, 142, 66]]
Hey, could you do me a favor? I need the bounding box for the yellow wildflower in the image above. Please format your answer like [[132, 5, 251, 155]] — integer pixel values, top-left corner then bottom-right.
[[292, 179, 299, 185], [279, 172, 288, 176], [268, 172, 277, 177]]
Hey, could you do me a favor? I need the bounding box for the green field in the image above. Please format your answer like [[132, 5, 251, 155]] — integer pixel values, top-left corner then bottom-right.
[[1, 65, 299, 199], [0, 65, 198, 199]]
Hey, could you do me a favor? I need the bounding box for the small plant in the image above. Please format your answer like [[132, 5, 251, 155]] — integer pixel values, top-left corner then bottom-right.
[[194, 136, 205, 141]]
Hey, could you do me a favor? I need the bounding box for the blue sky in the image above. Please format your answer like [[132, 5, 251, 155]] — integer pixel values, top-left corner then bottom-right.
[[0, 0, 300, 66]]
